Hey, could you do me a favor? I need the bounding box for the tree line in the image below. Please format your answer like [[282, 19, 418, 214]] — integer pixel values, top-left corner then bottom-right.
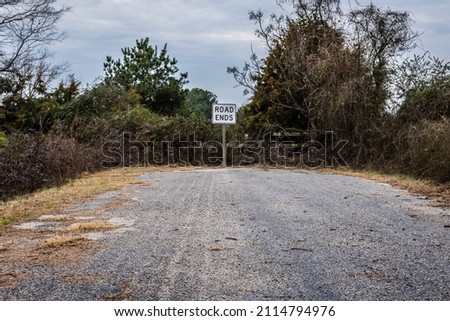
[[1, 0, 450, 202], [0, 1, 219, 201], [229, 0, 450, 181]]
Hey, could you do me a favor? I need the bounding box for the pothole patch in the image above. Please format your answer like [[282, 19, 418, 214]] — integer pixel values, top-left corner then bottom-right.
[[15, 221, 60, 230], [108, 217, 134, 227], [82, 232, 107, 241], [38, 214, 72, 222]]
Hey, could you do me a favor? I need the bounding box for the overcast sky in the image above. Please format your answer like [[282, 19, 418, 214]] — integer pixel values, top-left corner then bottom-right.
[[52, 0, 450, 106]]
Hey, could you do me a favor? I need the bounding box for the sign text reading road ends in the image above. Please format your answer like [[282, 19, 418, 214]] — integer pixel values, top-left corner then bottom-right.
[[212, 104, 237, 124]]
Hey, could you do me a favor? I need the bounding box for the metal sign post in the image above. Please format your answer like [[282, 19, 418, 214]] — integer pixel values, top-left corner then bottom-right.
[[212, 103, 237, 167], [222, 124, 227, 167]]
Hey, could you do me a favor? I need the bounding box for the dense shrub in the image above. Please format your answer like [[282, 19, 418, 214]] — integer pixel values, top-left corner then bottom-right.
[[0, 132, 93, 201], [400, 120, 450, 182], [99, 110, 224, 167], [397, 77, 450, 124]]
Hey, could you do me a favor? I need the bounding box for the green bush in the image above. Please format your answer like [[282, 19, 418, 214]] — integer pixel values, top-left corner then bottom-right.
[[397, 77, 450, 124]]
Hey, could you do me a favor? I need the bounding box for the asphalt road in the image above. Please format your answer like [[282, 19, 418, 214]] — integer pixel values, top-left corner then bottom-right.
[[1, 168, 450, 300]]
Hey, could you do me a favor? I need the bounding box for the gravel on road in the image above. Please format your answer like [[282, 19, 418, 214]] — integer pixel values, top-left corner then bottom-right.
[[1, 168, 449, 300]]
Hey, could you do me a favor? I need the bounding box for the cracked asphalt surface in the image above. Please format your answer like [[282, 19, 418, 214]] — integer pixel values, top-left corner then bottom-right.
[[1, 168, 449, 300]]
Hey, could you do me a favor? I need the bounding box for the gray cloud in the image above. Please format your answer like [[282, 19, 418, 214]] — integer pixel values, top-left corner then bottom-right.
[[51, 0, 450, 105]]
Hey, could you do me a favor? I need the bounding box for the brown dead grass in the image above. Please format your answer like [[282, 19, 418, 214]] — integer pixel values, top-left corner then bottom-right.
[[0, 166, 181, 227], [0, 165, 201, 288], [0, 226, 97, 272], [318, 168, 450, 206], [0, 166, 199, 289], [0, 270, 29, 288], [35, 237, 97, 266], [65, 220, 116, 232], [44, 235, 86, 248]]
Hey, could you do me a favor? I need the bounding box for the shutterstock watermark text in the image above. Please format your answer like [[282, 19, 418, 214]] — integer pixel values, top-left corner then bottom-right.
[[101, 131, 349, 168]]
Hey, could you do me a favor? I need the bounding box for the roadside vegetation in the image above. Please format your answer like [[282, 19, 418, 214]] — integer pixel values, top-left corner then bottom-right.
[[228, 0, 450, 182], [1, 0, 450, 222], [0, 167, 153, 227], [318, 168, 450, 207]]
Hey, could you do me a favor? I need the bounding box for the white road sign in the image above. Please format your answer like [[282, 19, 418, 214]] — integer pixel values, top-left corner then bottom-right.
[[212, 103, 237, 125]]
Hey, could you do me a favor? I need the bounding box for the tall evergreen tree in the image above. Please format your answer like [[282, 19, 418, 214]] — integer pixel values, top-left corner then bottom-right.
[[104, 38, 188, 115]]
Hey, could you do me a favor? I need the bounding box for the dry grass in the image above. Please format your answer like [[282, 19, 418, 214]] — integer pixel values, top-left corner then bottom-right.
[[318, 168, 450, 206], [0, 166, 177, 227], [0, 270, 29, 288], [44, 235, 85, 248], [0, 166, 187, 288], [65, 220, 116, 232]]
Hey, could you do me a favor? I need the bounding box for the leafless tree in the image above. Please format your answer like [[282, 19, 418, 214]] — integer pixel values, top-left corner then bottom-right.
[[348, 4, 419, 107], [277, 0, 341, 22], [0, 0, 69, 75]]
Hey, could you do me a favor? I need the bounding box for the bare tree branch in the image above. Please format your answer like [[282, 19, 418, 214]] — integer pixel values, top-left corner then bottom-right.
[[0, 0, 69, 74]]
